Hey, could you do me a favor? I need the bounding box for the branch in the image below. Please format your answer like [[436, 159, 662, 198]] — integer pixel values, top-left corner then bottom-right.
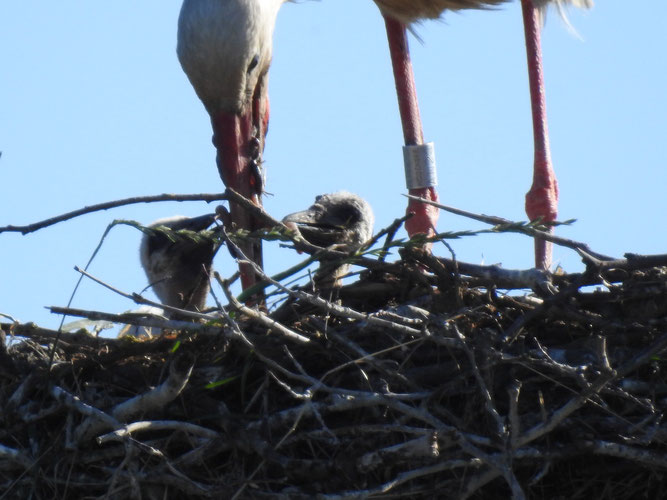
[[74, 355, 194, 444], [97, 420, 219, 444], [516, 330, 667, 449], [217, 274, 311, 344], [585, 440, 667, 469], [222, 229, 429, 338], [0, 193, 228, 235], [405, 247, 555, 294], [404, 194, 614, 261], [72, 266, 215, 322], [112, 354, 194, 422], [357, 434, 438, 472], [0, 443, 32, 470], [46, 307, 221, 335]]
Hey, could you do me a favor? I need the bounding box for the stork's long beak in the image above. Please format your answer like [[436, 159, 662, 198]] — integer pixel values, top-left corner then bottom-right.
[[211, 106, 264, 293]]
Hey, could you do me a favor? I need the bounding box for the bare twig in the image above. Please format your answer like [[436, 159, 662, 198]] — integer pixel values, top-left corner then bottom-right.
[[0, 444, 32, 470], [357, 434, 438, 472], [97, 420, 219, 444], [585, 440, 667, 469], [454, 326, 506, 438], [51, 386, 123, 449], [404, 194, 614, 261], [517, 330, 667, 449], [73, 356, 194, 445], [73, 266, 216, 322], [0, 193, 228, 235], [46, 307, 221, 335], [223, 229, 429, 338], [217, 273, 311, 344], [112, 355, 194, 421]]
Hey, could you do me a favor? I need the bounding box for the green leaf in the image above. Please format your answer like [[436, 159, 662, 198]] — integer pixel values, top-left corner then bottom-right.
[[205, 375, 238, 389]]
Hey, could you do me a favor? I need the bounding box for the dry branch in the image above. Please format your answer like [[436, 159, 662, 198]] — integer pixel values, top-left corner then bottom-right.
[[0, 193, 228, 235]]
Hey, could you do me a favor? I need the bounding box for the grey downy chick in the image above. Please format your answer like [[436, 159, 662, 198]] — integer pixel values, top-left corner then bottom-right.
[[139, 213, 220, 314], [282, 191, 374, 288]]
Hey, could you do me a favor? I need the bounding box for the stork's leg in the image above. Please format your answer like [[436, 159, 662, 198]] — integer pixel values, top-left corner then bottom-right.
[[383, 15, 439, 242], [521, 0, 558, 270]]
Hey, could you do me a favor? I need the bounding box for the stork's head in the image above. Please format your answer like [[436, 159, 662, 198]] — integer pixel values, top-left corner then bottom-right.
[[177, 0, 283, 193], [139, 213, 219, 313], [177, 0, 280, 117], [283, 191, 374, 253], [282, 191, 374, 288]]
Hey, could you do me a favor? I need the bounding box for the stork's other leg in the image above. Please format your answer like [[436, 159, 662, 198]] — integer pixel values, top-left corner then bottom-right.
[[383, 16, 439, 242], [521, 0, 558, 270]]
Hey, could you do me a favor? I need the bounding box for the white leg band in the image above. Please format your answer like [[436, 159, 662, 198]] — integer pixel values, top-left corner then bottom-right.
[[403, 142, 438, 190]]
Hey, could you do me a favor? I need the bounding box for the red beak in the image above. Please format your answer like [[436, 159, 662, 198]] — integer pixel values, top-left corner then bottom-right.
[[212, 99, 266, 294]]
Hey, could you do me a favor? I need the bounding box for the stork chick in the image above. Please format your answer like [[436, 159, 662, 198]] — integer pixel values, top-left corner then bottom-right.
[[282, 191, 374, 287], [139, 213, 219, 313]]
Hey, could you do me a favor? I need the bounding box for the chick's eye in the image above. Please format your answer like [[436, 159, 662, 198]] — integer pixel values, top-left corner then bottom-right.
[[331, 206, 359, 225], [247, 54, 259, 73]]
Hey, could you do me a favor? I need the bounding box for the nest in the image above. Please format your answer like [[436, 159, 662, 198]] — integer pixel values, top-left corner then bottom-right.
[[2, 233, 667, 499]]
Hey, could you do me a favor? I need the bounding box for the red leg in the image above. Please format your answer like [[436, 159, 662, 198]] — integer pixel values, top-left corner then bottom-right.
[[521, 0, 559, 270], [383, 15, 439, 241]]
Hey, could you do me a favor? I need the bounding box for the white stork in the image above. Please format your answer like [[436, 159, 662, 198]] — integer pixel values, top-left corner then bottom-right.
[[177, 0, 286, 291]]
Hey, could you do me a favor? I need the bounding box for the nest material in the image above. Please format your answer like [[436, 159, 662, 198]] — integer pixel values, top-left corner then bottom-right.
[[2, 248, 667, 499]]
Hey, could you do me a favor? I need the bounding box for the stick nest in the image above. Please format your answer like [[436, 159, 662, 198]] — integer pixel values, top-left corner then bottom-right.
[[2, 246, 667, 499]]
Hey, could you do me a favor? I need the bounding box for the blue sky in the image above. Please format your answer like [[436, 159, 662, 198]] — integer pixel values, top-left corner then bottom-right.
[[1, 1, 665, 331]]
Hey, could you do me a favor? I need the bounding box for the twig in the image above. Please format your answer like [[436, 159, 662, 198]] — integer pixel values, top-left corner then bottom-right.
[[51, 386, 123, 449], [508, 380, 522, 449], [516, 330, 667, 449], [415, 250, 556, 294], [404, 194, 614, 261], [367, 214, 411, 262], [357, 434, 438, 472], [112, 354, 194, 421], [320, 457, 484, 499], [503, 278, 586, 343], [217, 273, 311, 344], [97, 420, 219, 444], [223, 229, 428, 338], [578, 251, 667, 273], [46, 307, 221, 335], [585, 440, 667, 469], [454, 326, 506, 438], [0, 312, 18, 323], [75, 355, 194, 445], [0, 444, 32, 470], [73, 266, 216, 322], [327, 330, 418, 390], [0, 193, 228, 235], [113, 471, 212, 497]]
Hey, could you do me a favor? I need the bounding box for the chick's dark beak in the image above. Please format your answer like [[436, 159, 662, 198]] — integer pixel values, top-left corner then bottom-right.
[[174, 213, 219, 232]]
